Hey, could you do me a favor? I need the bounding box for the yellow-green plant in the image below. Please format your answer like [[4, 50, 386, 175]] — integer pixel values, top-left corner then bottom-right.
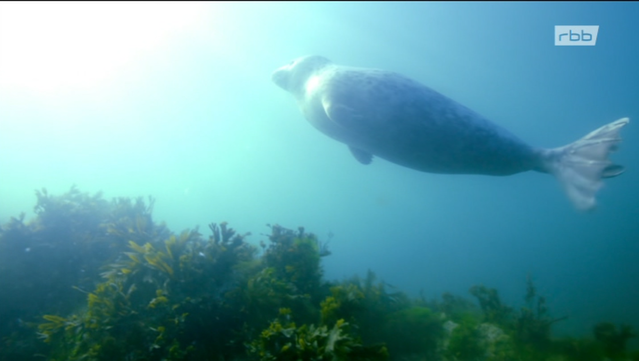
[[3, 188, 638, 361], [247, 308, 388, 361], [320, 283, 365, 326], [37, 221, 255, 361]]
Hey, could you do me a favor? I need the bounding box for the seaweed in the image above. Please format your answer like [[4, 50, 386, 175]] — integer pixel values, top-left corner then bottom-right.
[[246, 308, 388, 361], [469, 285, 513, 326], [0, 187, 637, 361], [0, 187, 161, 360], [384, 306, 444, 358], [594, 322, 636, 360], [262, 224, 326, 299], [443, 313, 486, 361], [36, 222, 255, 361]]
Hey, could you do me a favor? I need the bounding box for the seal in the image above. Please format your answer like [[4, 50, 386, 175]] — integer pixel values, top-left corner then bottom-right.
[[272, 55, 629, 210]]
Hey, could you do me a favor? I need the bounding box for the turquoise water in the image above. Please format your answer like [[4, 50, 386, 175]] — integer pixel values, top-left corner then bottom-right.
[[1, 1, 637, 345]]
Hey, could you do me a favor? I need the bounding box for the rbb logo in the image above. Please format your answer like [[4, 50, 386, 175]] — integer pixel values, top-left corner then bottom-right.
[[555, 26, 599, 46], [560, 30, 594, 42]]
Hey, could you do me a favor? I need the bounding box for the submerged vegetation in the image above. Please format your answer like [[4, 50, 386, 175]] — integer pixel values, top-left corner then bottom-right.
[[0, 186, 637, 361]]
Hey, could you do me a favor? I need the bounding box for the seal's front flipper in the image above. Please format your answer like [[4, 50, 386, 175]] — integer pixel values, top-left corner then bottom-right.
[[541, 117, 629, 210], [323, 100, 364, 130], [349, 146, 373, 165], [321, 99, 373, 165]]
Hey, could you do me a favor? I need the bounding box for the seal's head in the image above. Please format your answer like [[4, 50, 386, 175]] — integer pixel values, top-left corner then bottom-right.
[[272, 55, 331, 96]]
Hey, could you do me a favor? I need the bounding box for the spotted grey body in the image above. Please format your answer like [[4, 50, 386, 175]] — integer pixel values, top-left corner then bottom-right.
[[272, 55, 628, 210]]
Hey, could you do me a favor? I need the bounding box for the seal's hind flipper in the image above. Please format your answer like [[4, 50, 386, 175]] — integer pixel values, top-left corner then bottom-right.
[[542, 117, 629, 210]]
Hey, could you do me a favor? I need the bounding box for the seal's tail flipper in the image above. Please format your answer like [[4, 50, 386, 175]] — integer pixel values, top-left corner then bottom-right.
[[541, 117, 629, 210]]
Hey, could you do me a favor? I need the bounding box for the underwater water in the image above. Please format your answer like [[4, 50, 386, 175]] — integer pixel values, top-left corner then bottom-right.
[[1, 2, 638, 360]]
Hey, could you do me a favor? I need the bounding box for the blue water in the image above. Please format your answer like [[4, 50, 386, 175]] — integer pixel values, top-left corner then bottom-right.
[[1, 1, 637, 341]]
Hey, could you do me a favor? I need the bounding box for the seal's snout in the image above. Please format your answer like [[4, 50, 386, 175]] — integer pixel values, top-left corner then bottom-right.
[[271, 68, 288, 90]]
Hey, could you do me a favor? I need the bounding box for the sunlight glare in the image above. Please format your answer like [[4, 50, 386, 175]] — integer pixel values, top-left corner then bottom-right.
[[0, 2, 206, 92]]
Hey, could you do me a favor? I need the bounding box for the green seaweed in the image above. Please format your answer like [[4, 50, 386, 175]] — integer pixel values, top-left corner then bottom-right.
[[594, 322, 636, 360], [263, 224, 326, 298], [444, 314, 485, 361], [0, 187, 637, 361], [384, 306, 444, 358], [246, 308, 388, 361], [469, 285, 513, 326]]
